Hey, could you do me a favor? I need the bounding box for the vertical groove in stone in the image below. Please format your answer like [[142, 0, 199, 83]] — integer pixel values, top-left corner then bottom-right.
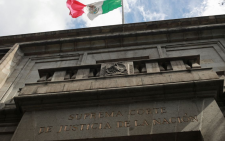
[[199, 99, 205, 131], [157, 45, 164, 58]]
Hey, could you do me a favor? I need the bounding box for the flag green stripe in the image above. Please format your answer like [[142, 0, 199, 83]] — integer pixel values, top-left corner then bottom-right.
[[102, 0, 122, 14]]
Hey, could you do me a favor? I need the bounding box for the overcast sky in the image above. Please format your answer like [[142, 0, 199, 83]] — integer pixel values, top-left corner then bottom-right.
[[0, 0, 225, 37]]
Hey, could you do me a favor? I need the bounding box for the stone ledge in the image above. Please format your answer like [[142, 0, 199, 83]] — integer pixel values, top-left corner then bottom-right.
[[19, 68, 220, 95], [15, 68, 224, 112], [19, 23, 225, 47], [14, 79, 223, 112]]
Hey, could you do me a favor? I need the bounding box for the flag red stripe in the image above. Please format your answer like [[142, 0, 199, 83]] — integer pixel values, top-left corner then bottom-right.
[[66, 0, 86, 18]]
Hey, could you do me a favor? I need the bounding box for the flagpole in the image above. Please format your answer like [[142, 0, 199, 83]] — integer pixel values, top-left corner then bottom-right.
[[122, 0, 125, 24]]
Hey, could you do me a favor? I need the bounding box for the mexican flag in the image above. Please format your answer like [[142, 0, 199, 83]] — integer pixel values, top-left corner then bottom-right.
[[67, 0, 122, 20]]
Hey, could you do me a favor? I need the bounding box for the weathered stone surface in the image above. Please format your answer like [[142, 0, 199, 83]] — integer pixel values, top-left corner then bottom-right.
[[20, 85, 38, 95], [51, 71, 66, 81], [146, 62, 160, 73], [100, 62, 128, 77], [2, 15, 225, 141], [18, 69, 222, 97], [63, 80, 93, 92], [76, 69, 90, 79], [91, 79, 117, 89], [46, 84, 65, 93], [37, 75, 47, 82], [127, 62, 134, 74], [201, 98, 225, 141], [11, 98, 225, 141], [170, 60, 186, 71], [116, 76, 142, 87]]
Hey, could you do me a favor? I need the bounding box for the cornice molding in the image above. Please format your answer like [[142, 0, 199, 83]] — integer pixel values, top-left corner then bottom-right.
[[1, 14, 225, 46]]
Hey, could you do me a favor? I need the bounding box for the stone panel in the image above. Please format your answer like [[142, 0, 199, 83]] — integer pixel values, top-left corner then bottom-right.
[[116, 76, 142, 87], [0, 44, 23, 91], [146, 62, 160, 73], [20, 85, 38, 95], [201, 98, 225, 141], [63, 80, 93, 92], [76, 69, 90, 79], [170, 60, 186, 71], [51, 71, 66, 82], [46, 84, 65, 93], [167, 47, 225, 72], [91, 79, 117, 89], [11, 98, 225, 141]]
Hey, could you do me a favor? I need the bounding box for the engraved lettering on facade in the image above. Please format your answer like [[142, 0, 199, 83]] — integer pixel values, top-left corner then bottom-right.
[[177, 117, 184, 123], [153, 108, 159, 114], [116, 111, 123, 117], [68, 114, 74, 120], [86, 124, 90, 130], [162, 118, 170, 124], [38, 127, 46, 135], [153, 119, 161, 125], [80, 124, 86, 131], [146, 109, 152, 114], [76, 114, 82, 120], [104, 122, 111, 129], [117, 121, 124, 128], [91, 123, 98, 129], [161, 107, 166, 114], [57, 126, 63, 133], [84, 113, 90, 119], [135, 120, 144, 126], [169, 117, 176, 123], [99, 112, 104, 118], [91, 113, 96, 119], [105, 112, 114, 117], [124, 121, 130, 127], [189, 116, 198, 122], [182, 113, 190, 122], [38, 108, 199, 135], [99, 123, 102, 129], [72, 125, 78, 131]]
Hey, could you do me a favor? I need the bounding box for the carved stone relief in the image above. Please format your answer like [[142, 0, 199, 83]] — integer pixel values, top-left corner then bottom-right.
[[100, 62, 128, 76]]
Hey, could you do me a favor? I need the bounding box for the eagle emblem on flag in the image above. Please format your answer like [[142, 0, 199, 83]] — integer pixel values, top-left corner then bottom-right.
[[66, 0, 122, 20], [88, 5, 99, 14]]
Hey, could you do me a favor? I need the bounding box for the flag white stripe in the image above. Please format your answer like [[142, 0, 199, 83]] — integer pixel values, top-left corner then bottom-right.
[[84, 1, 104, 20]]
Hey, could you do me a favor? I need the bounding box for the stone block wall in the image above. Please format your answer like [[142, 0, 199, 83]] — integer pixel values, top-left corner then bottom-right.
[[0, 15, 225, 141]]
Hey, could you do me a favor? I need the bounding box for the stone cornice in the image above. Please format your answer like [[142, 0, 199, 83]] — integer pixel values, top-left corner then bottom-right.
[[17, 23, 225, 55], [19, 23, 225, 47], [1, 15, 225, 46]]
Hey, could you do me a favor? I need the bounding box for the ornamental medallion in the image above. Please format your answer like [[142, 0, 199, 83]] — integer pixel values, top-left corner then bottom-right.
[[88, 5, 99, 14], [105, 62, 128, 75]]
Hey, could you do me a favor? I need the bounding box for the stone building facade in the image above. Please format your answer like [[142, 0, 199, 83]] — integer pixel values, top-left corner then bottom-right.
[[0, 15, 225, 141]]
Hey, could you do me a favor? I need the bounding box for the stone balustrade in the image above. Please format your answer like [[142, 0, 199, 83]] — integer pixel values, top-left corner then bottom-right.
[[37, 55, 201, 83]]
